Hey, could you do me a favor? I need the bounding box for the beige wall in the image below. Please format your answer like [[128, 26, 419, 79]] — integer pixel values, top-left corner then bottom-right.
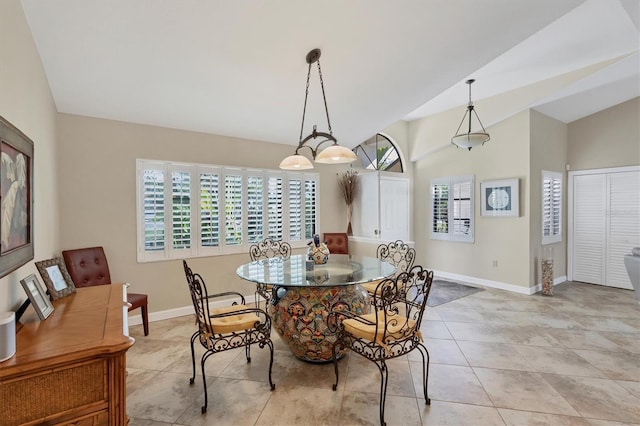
[[0, 0, 59, 313], [56, 114, 347, 313], [568, 97, 640, 171], [529, 110, 568, 286], [410, 110, 532, 289]]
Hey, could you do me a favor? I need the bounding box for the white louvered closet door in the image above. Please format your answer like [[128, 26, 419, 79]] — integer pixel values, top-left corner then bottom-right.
[[572, 174, 607, 285], [571, 169, 639, 289], [607, 171, 640, 289]]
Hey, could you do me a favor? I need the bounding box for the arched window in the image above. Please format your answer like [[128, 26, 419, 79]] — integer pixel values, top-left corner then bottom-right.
[[353, 133, 403, 172]]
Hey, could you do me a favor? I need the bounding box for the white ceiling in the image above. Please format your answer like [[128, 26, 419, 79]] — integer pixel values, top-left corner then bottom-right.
[[20, 0, 640, 150]]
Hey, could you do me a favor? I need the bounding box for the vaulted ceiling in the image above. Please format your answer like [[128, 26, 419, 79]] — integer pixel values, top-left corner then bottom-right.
[[21, 0, 639, 151]]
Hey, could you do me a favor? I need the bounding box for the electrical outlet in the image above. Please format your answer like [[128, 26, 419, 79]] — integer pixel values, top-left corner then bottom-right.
[[492, 260, 498, 267]]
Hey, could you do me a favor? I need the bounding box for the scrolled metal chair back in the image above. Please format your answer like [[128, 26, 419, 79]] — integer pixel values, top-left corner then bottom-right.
[[376, 240, 416, 276], [183, 260, 213, 340], [371, 265, 434, 346], [249, 238, 292, 261]]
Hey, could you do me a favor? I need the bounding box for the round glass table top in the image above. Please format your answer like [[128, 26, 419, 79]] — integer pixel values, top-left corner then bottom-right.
[[236, 254, 396, 287]]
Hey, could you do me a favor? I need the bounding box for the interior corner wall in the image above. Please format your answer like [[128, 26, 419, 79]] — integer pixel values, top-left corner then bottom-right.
[[0, 0, 60, 313], [529, 110, 568, 287], [568, 97, 640, 171], [56, 114, 346, 314], [410, 110, 532, 290]]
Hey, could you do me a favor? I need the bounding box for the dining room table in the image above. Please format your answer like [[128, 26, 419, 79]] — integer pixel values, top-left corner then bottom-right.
[[236, 253, 396, 362]]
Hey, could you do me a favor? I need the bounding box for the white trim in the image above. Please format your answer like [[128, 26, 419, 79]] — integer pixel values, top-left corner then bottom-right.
[[126, 272, 573, 327], [433, 270, 567, 295]]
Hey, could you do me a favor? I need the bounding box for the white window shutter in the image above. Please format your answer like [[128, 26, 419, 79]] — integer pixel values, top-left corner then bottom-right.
[[542, 171, 562, 244]]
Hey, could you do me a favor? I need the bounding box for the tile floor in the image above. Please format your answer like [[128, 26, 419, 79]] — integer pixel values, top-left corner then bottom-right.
[[126, 282, 640, 425]]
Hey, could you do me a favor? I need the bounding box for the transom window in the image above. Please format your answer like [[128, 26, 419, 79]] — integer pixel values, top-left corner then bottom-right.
[[431, 175, 475, 243], [353, 133, 403, 172], [136, 159, 319, 262]]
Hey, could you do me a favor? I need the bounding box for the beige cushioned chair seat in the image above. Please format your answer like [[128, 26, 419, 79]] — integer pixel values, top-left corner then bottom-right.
[[208, 304, 259, 334], [343, 311, 418, 347], [361, 280, 382, 295]]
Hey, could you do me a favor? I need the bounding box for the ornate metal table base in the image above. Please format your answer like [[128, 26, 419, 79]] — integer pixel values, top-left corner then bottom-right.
[[269, 284, 370, 362]]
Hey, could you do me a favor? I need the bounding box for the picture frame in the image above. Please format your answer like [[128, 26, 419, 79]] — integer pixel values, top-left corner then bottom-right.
[[0, 115, 34, 279], [19, 274, 54, 320], [35, 257, 76, 300], [481, 178, 519, 217]]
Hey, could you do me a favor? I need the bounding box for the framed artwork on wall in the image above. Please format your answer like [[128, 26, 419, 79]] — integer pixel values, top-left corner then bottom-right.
[[481, 178, 519, 217], [0, 115, 34, 278], [35, 257, 76, 300]]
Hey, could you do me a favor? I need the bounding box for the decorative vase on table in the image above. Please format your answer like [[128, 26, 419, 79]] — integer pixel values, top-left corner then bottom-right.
[[307, 234, 330, 265]]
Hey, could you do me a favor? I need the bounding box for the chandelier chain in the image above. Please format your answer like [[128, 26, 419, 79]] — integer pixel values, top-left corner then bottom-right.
[[316, 60, 333, 136], [298, 62, 313, 145]]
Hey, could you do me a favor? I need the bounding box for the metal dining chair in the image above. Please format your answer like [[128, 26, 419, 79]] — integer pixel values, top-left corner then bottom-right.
[[182, 259, 275, 413], [361, 240, 416, 299], [328, 265, 434, 426], [248, 238, 291, 309]]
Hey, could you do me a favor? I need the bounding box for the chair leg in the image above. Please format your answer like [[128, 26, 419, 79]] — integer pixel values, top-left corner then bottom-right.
[[200, 351, 215, 413], [245, 330, 252, 362], [189, 331, 199, 385], [417, 342, 431, 404], [331, 338, 341, 391], [376, 360, 389, 426], [255, 290, 262, 311], [262, 339, 276, 390], [141, 305, 149, 336]]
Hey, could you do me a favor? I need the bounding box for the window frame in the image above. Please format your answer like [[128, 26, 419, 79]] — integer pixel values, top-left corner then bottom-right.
[[542, 170, 562, 245], [136, 159, 320, 263], [430, 175, 475, 243]]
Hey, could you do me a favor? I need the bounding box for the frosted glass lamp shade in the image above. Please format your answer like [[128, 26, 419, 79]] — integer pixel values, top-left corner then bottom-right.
[[451, 132, 490, 151], [315, 145, 358, 164], [279, 154, 314, 170]]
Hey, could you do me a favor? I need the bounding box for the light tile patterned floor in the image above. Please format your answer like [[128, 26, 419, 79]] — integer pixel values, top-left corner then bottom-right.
[[126, 282, 640, 425]]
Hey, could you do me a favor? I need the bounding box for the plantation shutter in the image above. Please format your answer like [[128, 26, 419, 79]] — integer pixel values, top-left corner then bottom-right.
[[142, 168, 165, 253], [224, 172, 243, 246], [431, 182, 449, 237], [304, 178, 317, 239], [267, 175, 284, 240], [542, 171, 562, 244], [289, 178, 303, 241], [200, 169, 220, 248], [247, 175, 264, 243], [452, 180, 472, 237], [171, 169, 192, 251]]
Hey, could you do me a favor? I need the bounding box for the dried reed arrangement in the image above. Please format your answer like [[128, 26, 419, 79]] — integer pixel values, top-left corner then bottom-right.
[[338, 169, 359, 235]]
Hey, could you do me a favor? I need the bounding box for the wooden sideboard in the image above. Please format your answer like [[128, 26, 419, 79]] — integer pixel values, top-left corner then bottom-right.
[[0, 284, 135, 425]]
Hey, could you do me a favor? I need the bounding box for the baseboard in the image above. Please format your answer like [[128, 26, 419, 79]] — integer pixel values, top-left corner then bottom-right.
[[432, 271, 568, 296], [127, 275, 570, 326]]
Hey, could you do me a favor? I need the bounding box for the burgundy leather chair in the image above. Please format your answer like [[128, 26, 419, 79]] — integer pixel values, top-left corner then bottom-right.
[[323, 232, 349, 254], [62, 246, 149, 336]]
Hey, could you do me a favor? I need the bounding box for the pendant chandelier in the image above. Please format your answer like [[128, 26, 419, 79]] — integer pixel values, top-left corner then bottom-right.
[[451, 79, 490, 151], [279, 49, 357, 170]]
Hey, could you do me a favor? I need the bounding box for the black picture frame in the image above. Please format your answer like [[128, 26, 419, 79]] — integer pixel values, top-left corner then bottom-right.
[[20, 273, 54, 320], [0, 115, 34, 278], [35, 257, 76, 300]]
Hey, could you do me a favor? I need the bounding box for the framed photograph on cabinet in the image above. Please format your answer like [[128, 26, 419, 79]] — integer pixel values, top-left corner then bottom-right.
[[20, 274, 54, 320], [481, 179, 519, 217], [35, 257, 76, 300]]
